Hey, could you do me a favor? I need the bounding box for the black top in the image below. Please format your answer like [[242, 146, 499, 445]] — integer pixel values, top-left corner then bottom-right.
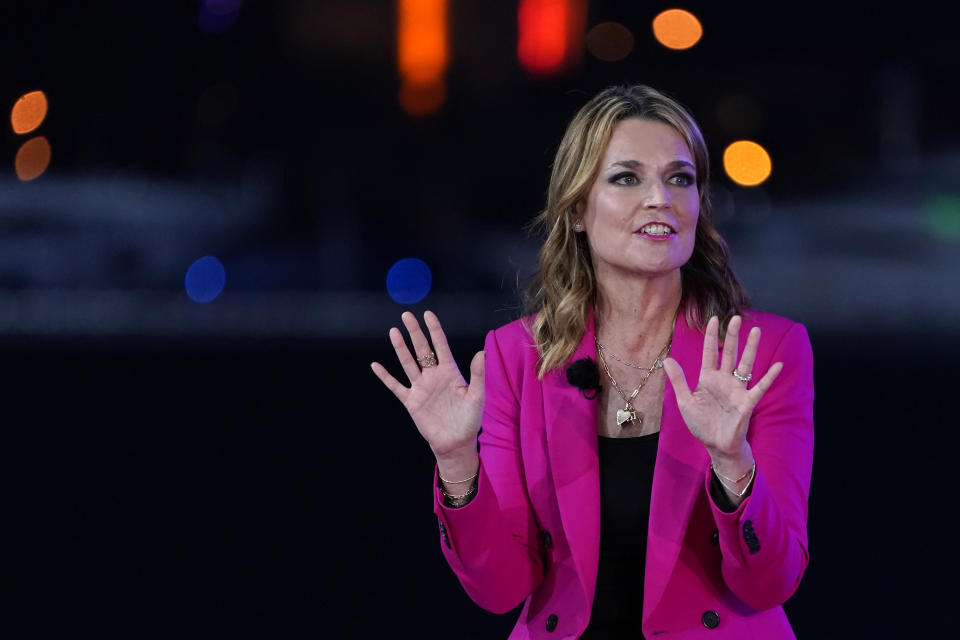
[[579, 431, 659, 639], [579, 433, 739, 639]]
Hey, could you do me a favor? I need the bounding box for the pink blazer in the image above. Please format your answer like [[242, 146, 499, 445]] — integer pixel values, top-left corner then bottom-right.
[[433, 306, 814, 639]]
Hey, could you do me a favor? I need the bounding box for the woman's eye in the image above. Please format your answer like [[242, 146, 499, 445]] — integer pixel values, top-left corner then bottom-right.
[[669, 173, 695, 187], [610, 172, 638, 186]]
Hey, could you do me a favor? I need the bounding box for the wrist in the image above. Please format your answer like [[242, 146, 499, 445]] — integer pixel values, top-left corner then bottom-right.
[[436, 445, 479, 483], [707, 442, 753, 471]]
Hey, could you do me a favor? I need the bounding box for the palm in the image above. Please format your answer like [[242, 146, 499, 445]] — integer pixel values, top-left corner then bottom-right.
[[371, 311, 485, 459], [662, 315, 783, 456]]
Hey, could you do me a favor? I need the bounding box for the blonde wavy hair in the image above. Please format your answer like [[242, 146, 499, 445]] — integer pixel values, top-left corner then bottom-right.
[[522, 84, 750, 378]]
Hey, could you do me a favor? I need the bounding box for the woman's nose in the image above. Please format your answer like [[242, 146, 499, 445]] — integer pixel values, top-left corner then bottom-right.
[[643, 179, 670, 209]]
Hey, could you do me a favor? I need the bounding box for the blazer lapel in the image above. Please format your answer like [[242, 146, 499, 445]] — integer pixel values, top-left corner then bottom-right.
[[643, 311, 710, 619], [540, 308, 710, 617], [542, 307, 601, 609]]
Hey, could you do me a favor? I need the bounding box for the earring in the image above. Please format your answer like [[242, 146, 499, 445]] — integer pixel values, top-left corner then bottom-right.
[[574, 221, 584, 231]]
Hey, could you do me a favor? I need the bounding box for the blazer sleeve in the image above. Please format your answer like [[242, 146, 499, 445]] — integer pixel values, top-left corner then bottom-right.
[[431, 327, 544, 614], [704, 321, 815, 610]]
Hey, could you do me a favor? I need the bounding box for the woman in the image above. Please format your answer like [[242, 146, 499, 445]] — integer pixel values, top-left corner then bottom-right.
[[371, 85, 814, 639]]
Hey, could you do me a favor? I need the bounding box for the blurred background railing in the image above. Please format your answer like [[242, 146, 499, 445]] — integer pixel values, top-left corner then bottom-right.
[[5, 1, 957, 637]]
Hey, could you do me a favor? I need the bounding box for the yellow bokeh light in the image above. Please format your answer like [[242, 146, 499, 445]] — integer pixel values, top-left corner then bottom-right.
[[723, 140, 772, 187], [11, 90, 48, 135], [652, 9, 702, 50], [586, 22, 634, 62], [15, 136, 52, 181]]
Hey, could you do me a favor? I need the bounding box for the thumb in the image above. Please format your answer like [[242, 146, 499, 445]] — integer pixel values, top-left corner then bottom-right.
[[467, 350, 485, 393], [662, 357, 691, 402]]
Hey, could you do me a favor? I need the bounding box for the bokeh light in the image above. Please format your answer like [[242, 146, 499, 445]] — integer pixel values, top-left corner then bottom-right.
[[586, 22, 634, 62], [11, 90, 48, 135], [185, 256, 227, 303], [518, 0, 568, 73], [14, 136, 52, 181], [518, 0, 586, 75], [925, 194, 960, 240], [652, 9, 702, 50], [386, 258, 432, 304], [198, 0, 242, 35], [399, 82, 446, 118], [723, 140, 772, 187], [398, 0, 448, 115]]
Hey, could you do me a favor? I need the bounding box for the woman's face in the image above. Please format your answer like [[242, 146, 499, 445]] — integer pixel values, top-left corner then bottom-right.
[[577, 117, 700, 281]]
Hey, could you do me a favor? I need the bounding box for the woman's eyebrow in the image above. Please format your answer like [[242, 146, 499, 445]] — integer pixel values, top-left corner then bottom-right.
[[606, 159, 696, 172]]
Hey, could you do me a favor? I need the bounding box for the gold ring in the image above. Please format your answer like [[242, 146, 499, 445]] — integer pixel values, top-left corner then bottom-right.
[[418, 352, 438, 368]]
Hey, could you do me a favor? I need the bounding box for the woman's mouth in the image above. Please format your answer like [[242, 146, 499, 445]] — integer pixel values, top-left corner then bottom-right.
[[634, 222, 676, 239]]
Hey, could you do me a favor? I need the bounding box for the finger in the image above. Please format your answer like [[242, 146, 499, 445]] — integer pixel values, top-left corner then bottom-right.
[[700, 316, 720, 376], [401, 311, 435, 363], [747, 361, 784, 405], [390, 326, 422, 383], [423, 310, 455, 366], [662, 357, 692, 404], [736, 326, 761, 381], [370, 361, 409, 403], [720, 315, 741, 373], [466, 350, 485, 400]]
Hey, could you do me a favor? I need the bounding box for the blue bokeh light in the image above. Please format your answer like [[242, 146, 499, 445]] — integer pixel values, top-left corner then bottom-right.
[[185, 256, 226, 303], [198, 0, 242, 35], [386, 258, 432, 304]]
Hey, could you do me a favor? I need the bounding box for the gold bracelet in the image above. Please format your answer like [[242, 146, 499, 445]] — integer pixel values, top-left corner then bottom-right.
[[439, 471, 478, 485], [440, 480, 477, 508]]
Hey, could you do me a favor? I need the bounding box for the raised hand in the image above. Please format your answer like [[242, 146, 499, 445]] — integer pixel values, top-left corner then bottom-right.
[[661, 315, 783, 462], [371, 310, 485, 462]]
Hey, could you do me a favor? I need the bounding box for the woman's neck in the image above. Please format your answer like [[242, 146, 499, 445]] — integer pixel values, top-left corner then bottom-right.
[[594, 269, 682, 355]]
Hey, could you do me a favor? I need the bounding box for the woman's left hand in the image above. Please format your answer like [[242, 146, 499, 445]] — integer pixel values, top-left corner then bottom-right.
[[662, 315, 783, 462]]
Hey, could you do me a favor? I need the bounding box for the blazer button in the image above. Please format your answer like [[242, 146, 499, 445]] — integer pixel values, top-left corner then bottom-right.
[[710, 528, 719, 546], [437, 517, 451, 549], [540, 530, 553, 549], [701, 610, 720, 629], [546, 614, 559, 632]]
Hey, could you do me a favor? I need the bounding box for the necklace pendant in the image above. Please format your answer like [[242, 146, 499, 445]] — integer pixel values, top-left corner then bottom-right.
[[616, 405, 640, 427]]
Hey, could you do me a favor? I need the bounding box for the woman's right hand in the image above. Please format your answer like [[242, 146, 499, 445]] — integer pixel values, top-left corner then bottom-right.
[[371, 310, 485, 463]]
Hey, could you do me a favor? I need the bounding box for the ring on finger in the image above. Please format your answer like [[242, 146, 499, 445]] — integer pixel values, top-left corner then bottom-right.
[[732, 368, 751, 382], [417, 352, 438, 368]]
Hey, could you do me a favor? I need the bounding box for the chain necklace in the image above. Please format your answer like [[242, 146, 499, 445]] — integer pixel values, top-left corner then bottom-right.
[[594, 318, 676, 428], [595, 339, 656, 370]]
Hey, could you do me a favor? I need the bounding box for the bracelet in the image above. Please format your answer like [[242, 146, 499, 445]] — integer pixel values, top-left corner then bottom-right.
[[439, 471, 478, 485], [711, 463, 754, 485], [711, 463, 756, 498], [440, 480, 477, 508]]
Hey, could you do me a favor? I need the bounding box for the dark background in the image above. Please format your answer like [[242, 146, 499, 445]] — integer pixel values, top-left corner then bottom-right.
[[5, 1, 958, 637]]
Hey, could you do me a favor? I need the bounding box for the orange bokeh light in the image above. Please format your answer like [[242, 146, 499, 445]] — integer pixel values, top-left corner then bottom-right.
[[15, 136, 52, 181], [398, 0, 448, 87], [723, 140, 772, 187], [11, 90, 48, 135], [652, 9, 703, 50], [399, 81, 446, 117]]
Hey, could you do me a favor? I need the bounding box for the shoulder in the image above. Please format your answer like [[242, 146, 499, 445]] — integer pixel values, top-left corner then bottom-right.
[[485, 314, 538, 361], [740, 308, 812, 359], [741, 308, 799, 335]]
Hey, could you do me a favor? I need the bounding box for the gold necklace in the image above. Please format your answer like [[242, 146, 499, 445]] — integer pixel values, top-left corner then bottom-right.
[[595, 330, 674, 428]]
